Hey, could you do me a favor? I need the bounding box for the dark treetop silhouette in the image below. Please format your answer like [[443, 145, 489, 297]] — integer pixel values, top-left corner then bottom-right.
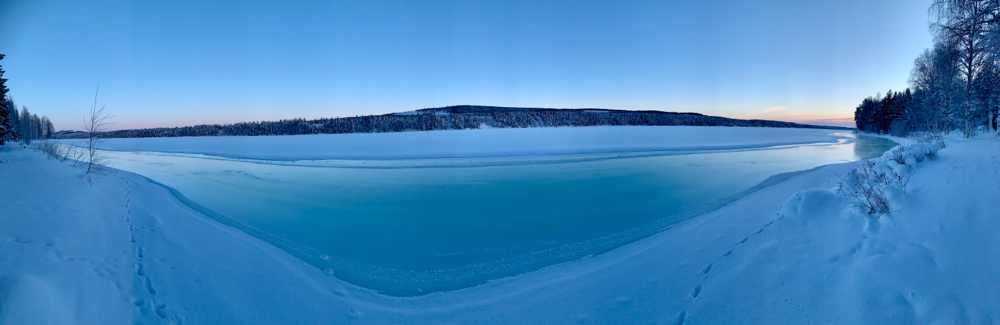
[[52, 105, 849, 140]]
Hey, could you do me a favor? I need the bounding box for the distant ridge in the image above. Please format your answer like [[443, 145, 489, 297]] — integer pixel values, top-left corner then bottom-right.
[[52, 105, 851, 139]]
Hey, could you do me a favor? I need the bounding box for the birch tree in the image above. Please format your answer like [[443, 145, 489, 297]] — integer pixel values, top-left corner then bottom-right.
[[931, 0, 1000, 136]]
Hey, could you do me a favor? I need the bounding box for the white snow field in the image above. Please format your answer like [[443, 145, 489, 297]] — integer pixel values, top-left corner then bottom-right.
[[2, 131, 999, 324]]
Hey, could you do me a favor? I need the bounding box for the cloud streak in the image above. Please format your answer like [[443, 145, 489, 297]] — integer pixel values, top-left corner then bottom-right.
[[793, 117, 856, 128], [732, 108, 855, 128], [760, 106, 786, 113], [742, 106, 787, 117]]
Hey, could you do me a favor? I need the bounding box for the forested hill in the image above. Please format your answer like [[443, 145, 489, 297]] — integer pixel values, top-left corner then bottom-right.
[[51, 105, 850, 139]]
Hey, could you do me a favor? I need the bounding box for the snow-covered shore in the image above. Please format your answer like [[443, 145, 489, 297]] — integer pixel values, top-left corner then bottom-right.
[[2, 133, 999, 324]]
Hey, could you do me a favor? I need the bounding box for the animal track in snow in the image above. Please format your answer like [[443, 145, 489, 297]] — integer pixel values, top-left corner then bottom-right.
[[681, 217, 780, 321], [155, 303, 168, 319], [117, 174, 180, 323]]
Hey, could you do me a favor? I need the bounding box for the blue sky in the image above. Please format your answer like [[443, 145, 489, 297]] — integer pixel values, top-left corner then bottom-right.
[[1, 0, 932, 130]]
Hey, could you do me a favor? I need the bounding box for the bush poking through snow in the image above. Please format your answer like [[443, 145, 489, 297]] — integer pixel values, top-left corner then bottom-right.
[[839, 143, 941, 214], [841, 160, 891, 214], [33, 140, 70, 162]]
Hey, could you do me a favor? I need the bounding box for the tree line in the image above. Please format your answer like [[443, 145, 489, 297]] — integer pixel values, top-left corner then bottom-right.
[[855, 0, 1000, 137], [0, 54, 12, 145], [5, 99, 56, 144], [0, 54, 56, 145], [50, 105, 847, 140]]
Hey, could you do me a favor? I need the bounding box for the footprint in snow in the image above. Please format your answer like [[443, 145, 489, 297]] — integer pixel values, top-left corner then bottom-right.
[[154, 303, 168, 319]]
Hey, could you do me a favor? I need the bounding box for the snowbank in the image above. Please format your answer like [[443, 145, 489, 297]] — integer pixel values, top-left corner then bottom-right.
[[0, 146, 134, 324], [57, 126, 850, 161], [3, 133, 999, 324]]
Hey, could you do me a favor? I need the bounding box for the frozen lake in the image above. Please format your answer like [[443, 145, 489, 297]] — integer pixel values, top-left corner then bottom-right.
[[62, 127, 896, 296]]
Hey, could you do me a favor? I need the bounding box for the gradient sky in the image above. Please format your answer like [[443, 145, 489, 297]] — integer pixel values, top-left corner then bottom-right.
[[0, 0, 933, 130]]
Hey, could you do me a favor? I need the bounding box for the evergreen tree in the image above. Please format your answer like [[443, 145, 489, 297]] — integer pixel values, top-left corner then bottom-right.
[[0, 54, 11, 145], [44, 118, 55, 138], [32, 113, 41, 140], [6, 98, 19, 140], [20, 107, 32, 144]]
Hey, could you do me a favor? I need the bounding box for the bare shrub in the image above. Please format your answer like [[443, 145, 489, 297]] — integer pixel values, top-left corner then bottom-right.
[[840, 160, 891, 214], [68, 144, 86, 167], [887, 149, 912, 192], [34, 140, 69, 162], [839, 143, 941, 214]]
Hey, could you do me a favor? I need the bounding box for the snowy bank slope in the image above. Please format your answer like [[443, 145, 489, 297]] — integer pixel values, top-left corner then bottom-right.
[[0, 146, 134, 324], [59, 126, 850, 160], [2, 135, 998, 324]]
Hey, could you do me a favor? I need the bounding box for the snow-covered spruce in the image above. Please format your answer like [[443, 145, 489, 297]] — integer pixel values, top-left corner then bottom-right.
[[838, 143, 942, 214]]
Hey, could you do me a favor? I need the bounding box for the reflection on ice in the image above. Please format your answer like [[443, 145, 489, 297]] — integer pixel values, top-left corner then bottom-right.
[[853, 135, 899, 160]]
